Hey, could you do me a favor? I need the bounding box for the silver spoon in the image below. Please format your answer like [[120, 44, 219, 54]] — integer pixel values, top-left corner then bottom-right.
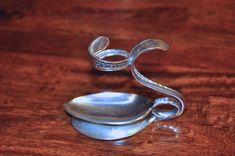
[[65, 37, 185, 140]]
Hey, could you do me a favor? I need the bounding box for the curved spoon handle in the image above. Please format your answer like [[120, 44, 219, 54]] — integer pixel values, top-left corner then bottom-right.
[[88, 36, 185, 121], [129, 39, 185, 120]]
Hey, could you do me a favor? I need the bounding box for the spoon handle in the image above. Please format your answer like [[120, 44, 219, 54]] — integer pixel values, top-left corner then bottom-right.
[[88, 36, 185, 121], [129, 39, 185, 120]]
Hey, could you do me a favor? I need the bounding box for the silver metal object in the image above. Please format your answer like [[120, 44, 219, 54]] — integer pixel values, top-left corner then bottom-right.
[[72, 109, 156, 140], [65, 36, 185, 140]]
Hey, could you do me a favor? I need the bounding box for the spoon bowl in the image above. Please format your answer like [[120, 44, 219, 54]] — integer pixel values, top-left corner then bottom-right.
[[65, 92, 154, 125], [65, 92, 180, 125]]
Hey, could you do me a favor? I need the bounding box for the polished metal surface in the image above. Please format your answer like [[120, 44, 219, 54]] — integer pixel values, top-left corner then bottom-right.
[[65, 92, 179, 125], [65, 92, 153, 125], [71, 95, 180, 140], [88, 36, 129, 71], [72, 114, 156, 140], [65, 36, 186, 140]]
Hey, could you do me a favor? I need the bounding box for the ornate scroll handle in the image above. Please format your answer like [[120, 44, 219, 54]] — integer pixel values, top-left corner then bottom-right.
[[88, 36, 185, 120], [88, 36, 129, 71]]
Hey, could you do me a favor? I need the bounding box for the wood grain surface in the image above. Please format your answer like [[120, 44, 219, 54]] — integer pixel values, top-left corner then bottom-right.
[[0, 0, 234, 155]]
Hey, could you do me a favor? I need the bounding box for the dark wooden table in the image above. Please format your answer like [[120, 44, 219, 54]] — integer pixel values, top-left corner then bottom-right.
[[0, 1, 234, 155]]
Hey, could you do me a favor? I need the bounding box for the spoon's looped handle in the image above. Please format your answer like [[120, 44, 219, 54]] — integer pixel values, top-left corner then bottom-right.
[[88, 36, 129, 71], [88, 36, 185, 121]]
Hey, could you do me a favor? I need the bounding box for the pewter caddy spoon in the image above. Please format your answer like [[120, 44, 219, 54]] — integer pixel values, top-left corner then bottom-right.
[[65, 36, 185, 140]]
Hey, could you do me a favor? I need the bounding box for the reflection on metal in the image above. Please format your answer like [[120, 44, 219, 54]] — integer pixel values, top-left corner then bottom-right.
[[65, 36, 186, 140], [111, 139, 127, 146]]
